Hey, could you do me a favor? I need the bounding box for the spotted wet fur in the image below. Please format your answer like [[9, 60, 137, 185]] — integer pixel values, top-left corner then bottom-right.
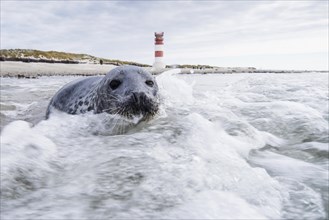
[[46, 66, 160, 121]]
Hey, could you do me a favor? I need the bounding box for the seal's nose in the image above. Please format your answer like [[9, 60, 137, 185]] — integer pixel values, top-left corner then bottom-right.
[[132, 92, 139, 103], [131, 92, 147, 104]]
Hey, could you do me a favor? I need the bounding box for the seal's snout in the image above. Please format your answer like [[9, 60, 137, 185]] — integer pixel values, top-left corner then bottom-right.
[[122, 91, 158, 119], [131, 92, 147, 104]]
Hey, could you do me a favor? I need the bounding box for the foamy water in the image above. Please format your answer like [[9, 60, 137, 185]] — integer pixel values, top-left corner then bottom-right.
[[1, 71, 328, 219]]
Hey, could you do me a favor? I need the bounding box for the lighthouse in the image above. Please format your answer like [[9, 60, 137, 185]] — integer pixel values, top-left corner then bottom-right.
[[152, 32, 166, 72]]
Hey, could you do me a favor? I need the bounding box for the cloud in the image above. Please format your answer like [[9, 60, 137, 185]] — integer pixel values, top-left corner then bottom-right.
[[1, 0, 328, 69]]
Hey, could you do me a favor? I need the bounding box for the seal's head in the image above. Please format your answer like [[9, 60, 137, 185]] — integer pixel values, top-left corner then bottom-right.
[[95, 66, 160, 121]]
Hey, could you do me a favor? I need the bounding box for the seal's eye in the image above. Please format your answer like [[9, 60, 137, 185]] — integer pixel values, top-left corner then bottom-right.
[[109, 80, 121, 90], [145, 80, 154, 87]]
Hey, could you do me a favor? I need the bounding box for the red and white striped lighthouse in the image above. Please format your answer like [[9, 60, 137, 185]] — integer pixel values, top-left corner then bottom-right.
[[152, 32, 166, 71]]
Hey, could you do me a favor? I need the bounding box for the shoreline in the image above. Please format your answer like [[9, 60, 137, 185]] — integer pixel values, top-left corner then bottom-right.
[[0, 61, 116, 78], [0, 61, 327, 78]]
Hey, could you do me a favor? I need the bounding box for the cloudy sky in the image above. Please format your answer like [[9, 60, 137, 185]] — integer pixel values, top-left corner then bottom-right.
[[1, 0, 328, 70]]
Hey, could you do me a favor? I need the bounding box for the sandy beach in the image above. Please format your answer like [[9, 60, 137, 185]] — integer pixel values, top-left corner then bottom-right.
[[0, 61, 117, 77], [1, 61, 326, 78]]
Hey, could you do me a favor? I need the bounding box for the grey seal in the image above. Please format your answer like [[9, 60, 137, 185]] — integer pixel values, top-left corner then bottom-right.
[[46, 66, 160, 122]]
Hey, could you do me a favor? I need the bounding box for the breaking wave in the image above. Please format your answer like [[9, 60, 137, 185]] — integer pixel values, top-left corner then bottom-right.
[[1, 71, 328, 219]]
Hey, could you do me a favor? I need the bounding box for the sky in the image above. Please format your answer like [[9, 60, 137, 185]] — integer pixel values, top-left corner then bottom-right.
[[1, 0, 328, 70]]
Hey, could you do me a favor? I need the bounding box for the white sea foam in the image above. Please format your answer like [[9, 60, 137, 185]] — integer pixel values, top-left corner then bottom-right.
[[0, 72, 328, 219], [1, 120, 57, 199]]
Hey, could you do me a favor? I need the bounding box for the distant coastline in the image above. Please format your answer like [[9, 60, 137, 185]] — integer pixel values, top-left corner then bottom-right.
[[0, 49, 151, 67], [0, 49, 327, 78], [1, 61, 327, 78]]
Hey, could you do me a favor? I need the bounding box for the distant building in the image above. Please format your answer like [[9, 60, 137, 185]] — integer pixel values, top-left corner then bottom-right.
[[152, 32, 166, 72]]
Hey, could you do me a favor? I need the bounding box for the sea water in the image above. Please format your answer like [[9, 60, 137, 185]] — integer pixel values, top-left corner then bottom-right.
[[0, 71, 328, 219]]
